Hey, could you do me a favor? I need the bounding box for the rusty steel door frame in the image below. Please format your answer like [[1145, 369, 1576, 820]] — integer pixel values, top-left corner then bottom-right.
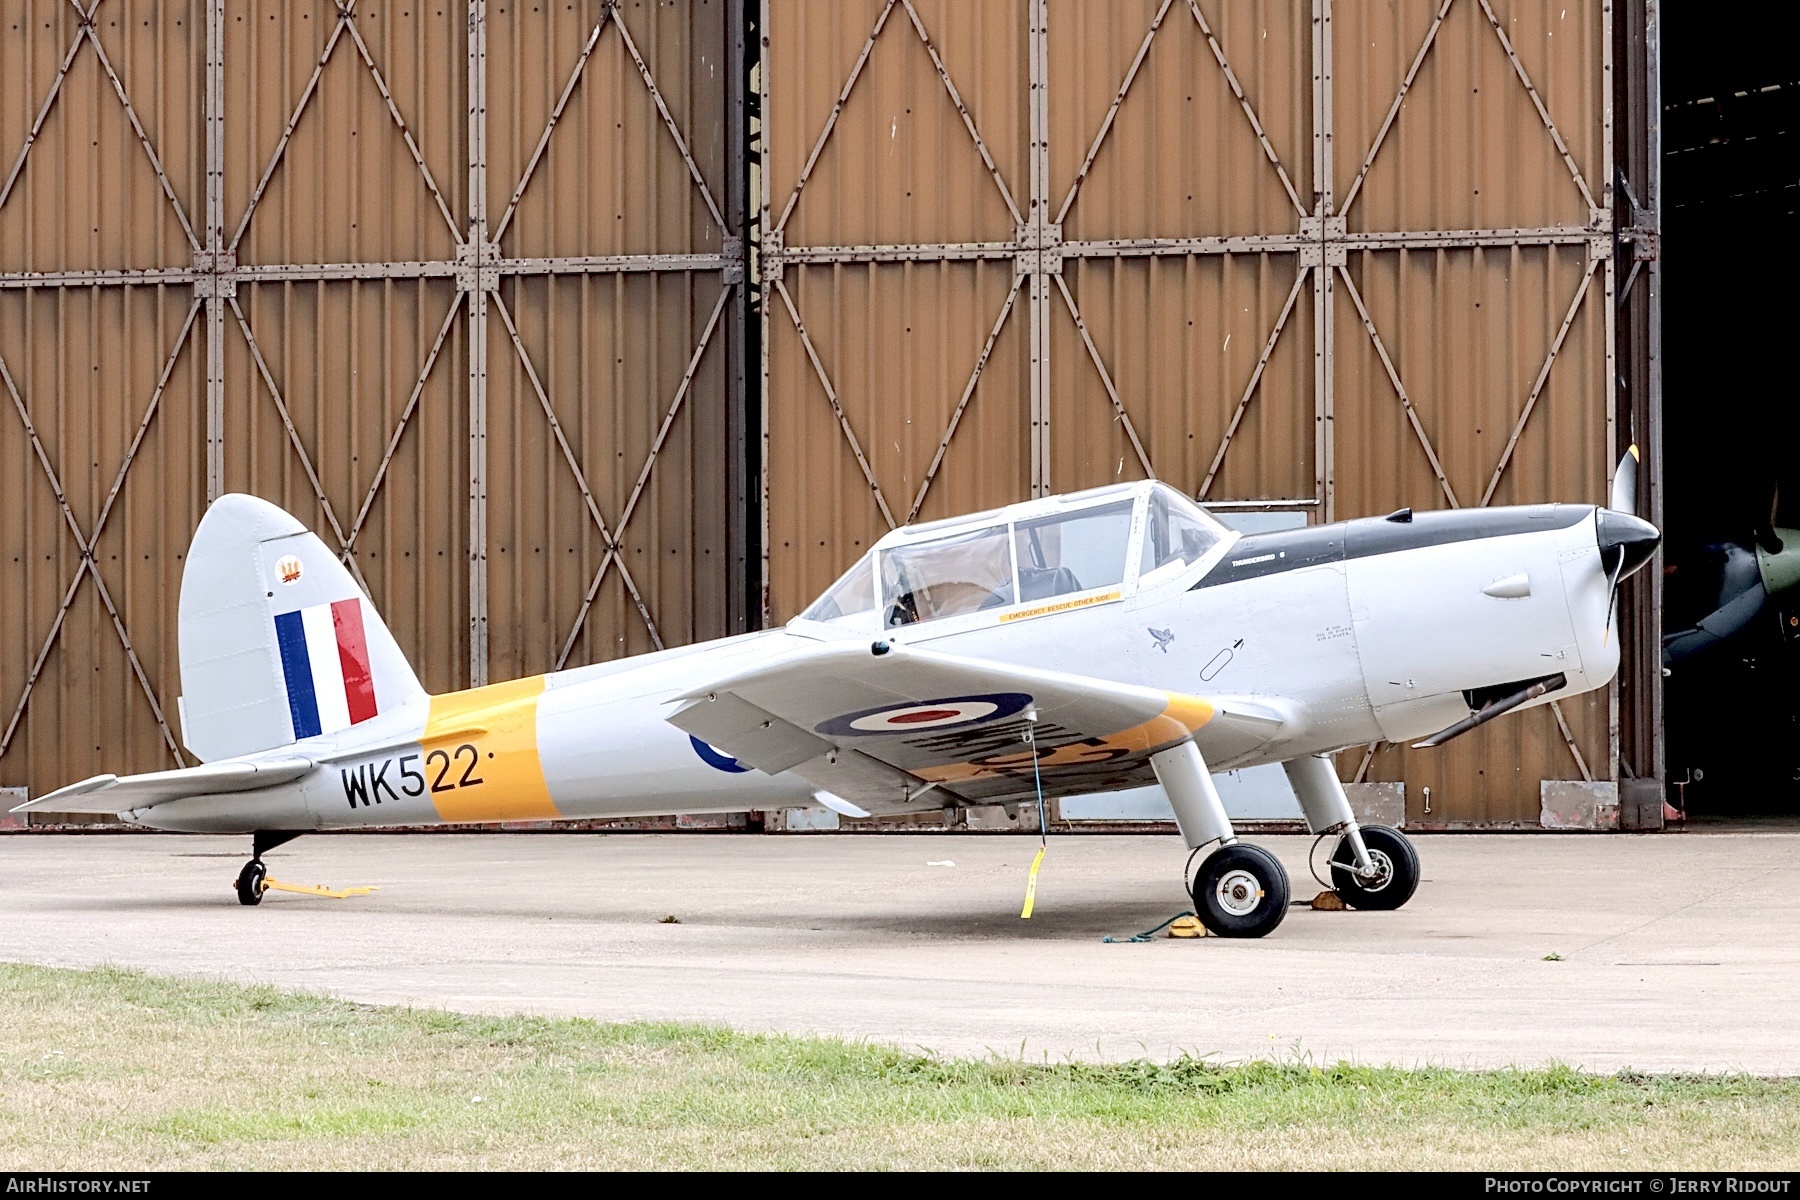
[[757, 0, 1644, 788], [1613, 0, 1663, 802], [0, 0, 746, 776]]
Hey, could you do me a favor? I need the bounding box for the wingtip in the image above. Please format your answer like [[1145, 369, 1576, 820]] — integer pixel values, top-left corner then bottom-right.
[[10, 773, 118, 813]]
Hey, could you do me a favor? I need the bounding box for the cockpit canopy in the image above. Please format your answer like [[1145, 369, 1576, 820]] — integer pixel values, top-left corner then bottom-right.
[[800, 481, 1230, 629]]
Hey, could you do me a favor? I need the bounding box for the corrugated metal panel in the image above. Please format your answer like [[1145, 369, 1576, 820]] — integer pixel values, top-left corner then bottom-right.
[[1051, 0, 1313, 242], [1331, 245, 1604, 518], [485, 0, 738, 676], [1611, 0, 1661, 806], [1047, 1, 1314, 500], [766, 260, 1030, 618], [0, 0, 743, 798], [0, 286, 203, 785], [486, 271, 734, 671], [762, 0, 1621, 825], [219, 2, 471, 698], [762, 0, 1033, 619], [0, 0, 205, 791], [1328, 0, 1611, 822], [0, 1, 203, 271], [1052, 254, 1314, 499], [222, 279, 468, 694], [1333, 244, 1609, 820], [226, 0, 466, 269], [769, 0, 1026, 248], [1334, 0, 1605, 233], [489, 0, 735, 261]]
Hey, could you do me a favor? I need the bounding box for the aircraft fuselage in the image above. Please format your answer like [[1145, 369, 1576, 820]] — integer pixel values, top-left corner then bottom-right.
[[127, 502, 1652, 834]]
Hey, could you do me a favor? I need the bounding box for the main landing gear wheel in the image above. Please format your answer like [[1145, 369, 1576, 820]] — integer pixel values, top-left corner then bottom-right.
[[1191, 843, 1291, 938], [1329, 824, 1420, 911], [235, 859, 267, 907]]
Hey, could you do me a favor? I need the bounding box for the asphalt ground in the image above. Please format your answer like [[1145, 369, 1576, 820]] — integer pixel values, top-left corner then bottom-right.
[[1, 830, 1792, 1072]]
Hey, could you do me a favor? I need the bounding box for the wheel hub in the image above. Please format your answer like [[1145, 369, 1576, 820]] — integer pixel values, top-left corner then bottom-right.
[[1351, 848, 1394, 891], [1215, 868, 1264, 916]]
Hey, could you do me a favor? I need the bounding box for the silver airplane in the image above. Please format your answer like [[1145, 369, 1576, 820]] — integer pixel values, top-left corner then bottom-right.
[[18, 460, 1659, 937]]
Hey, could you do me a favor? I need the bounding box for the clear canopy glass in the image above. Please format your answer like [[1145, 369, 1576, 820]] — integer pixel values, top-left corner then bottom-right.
[[1139, 485, 1225, 583], [1012, 498, 1135, 603], [798, 482, 1231, 628], [801, 553, 876, 622], [881, 524, 1014, 626]]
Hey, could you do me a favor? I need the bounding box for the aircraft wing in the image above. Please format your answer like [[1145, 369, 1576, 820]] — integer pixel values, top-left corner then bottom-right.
[[667, 642, 1222, 813], [10, 756, 315, 816]]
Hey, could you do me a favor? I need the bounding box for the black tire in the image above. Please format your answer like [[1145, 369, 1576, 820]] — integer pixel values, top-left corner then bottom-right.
[[1191, 843, 1290, 938], [1329, 824, 1420, 911], [235, 860, 266, 907]]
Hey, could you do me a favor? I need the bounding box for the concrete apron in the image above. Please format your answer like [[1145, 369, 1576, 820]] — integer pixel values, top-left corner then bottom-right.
[[0, 831, 1792, 1073]]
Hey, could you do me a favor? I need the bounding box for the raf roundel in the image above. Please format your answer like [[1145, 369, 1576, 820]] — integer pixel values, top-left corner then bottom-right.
[[816, 692, 1032, 737], [690, 735, 749, 774]]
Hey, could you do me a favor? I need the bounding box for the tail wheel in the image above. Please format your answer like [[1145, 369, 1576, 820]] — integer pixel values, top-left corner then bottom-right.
[[1329, 824, 1420, 911], [235, 860, 266, 907], [1191, 843, 1290, 938]]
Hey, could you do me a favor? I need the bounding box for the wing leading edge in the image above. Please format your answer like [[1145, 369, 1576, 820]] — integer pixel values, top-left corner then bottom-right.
[[668, 642, 1219, 814]]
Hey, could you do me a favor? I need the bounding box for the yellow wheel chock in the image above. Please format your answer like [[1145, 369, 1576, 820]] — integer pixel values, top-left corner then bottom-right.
[[258, 878, 378, 900]]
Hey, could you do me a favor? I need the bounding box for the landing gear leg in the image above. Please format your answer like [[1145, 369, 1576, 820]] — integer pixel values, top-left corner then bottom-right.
[[1282, 756, 1421, 910], [236, 830, 304, 907], [1151, 740, 1290, 938]]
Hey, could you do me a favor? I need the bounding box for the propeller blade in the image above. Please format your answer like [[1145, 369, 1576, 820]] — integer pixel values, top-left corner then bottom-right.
[[1609, 444, 1639, 515], [1602, 553, 1625, 646]]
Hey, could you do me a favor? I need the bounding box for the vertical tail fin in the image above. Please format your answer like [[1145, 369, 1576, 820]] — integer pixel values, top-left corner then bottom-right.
[[177, 494, 426, 762]]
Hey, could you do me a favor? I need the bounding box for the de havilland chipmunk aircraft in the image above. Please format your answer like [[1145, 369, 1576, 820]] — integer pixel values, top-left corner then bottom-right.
[[16, 461, 1659, 937]]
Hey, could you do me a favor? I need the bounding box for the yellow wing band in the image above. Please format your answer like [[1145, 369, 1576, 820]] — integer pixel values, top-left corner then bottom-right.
[[915, 694, 1214, 785]]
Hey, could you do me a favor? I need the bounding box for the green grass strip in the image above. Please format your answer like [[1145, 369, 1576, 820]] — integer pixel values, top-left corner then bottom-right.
[[1, 962, 1795, 1170]]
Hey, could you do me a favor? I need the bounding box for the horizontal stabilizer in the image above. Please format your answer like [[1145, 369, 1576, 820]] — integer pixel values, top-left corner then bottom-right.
[[12, 756, 315, 816]]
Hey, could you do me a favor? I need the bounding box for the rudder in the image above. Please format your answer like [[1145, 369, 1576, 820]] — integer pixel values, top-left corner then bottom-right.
[[178, 494, 426, 762]]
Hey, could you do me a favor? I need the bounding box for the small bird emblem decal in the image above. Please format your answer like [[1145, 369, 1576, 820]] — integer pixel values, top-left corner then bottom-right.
[[1148, 627, 1175, 653]]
